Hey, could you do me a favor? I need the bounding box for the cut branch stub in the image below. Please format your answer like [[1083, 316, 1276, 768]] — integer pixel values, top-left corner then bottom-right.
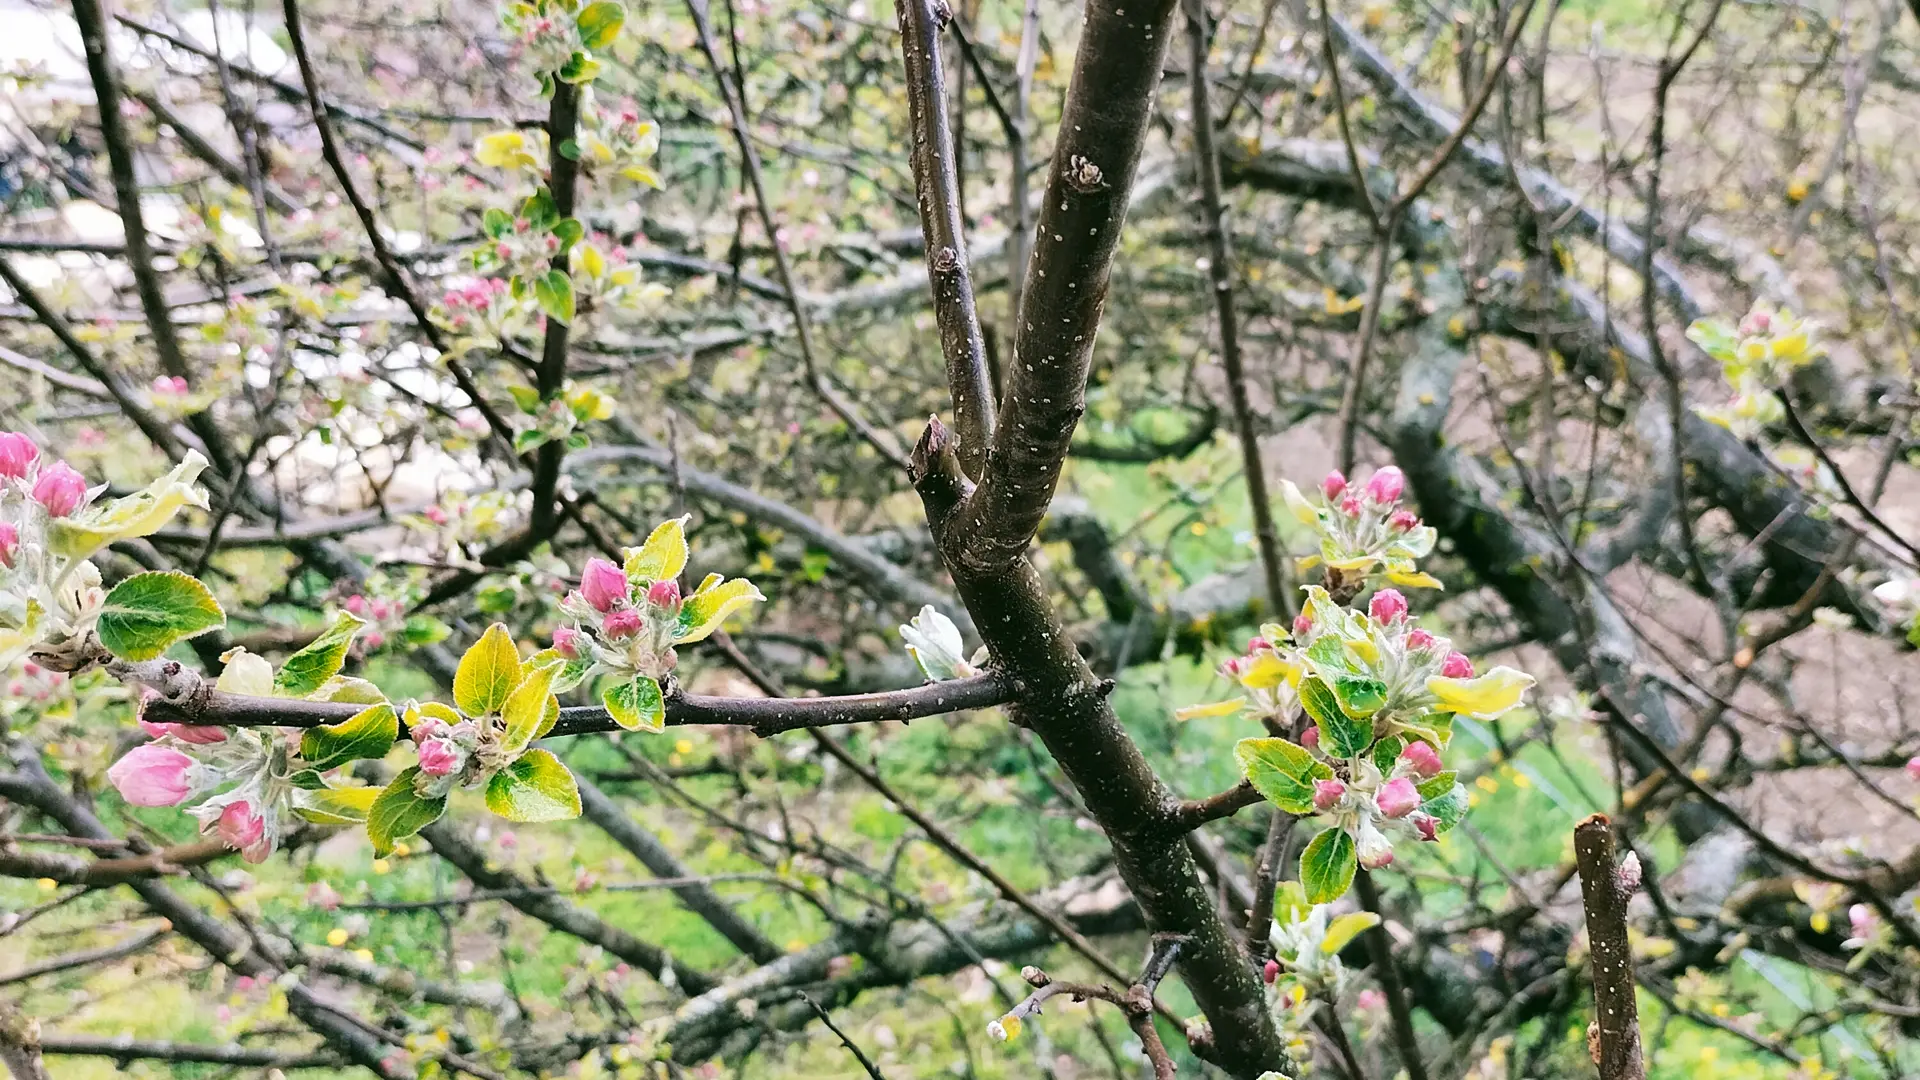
[[1574, 813, 1645, 1080]]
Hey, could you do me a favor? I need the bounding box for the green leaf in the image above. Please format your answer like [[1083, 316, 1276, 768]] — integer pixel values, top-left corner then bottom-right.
[[1371, 735, 1406, 774], [1420, 782, 1470, 835], [520, 188, 559, 230], [1302, 678, 1370, 759], [623, 516, 689, 582], [500, 661, 562, 758], [602, 675, 664, 732], [1235, 737, 1331, 815], [558, 137, 581, 160], [576, 1, 626, 48], [482, 207, 513, 238], [275, 611, 365, 697], [300, 703, 397, 773], [484, 748, 582, 822], [551, 217, 584, 253], [1300, 828, 1357, 904], [95, 572, 225, 661], [367, 768, 446, 857], [1333, 675, 1389, 717], [514, 428, 550, 453], [1414, 770, 1458, 801], [402, 615, 451, 646], [533, 269, 575, 325], [557, 51, 602, 83], [292, 785, 380, 826], [454, 623, 521, 716]]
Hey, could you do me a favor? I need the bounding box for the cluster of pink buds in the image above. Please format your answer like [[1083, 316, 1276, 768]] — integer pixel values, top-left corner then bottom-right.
[[341, 592, 408, 650], [5, 660, 66, 704], [1282, 465, 1438, 590], [0, 431, 89, 519], [411, 714, 477, 781], [438, 278, 509, 331], [151, 375, 191, 397]]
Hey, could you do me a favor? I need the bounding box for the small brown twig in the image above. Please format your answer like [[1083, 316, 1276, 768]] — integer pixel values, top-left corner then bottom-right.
[[997, 934, 1191, 1080], [1574, 813, 1645, 1080]]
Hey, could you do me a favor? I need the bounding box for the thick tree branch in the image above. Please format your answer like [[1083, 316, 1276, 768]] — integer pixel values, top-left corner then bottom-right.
[[951, 0, 1179, 571], [895, 0, 996, 477]]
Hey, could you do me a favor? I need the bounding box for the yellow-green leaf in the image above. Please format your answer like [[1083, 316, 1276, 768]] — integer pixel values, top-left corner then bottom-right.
[[292, 785, 380, 826], [47, 451, 210, 561], [454, 623, 521, 716], [1319, 911, 1381, 955], [484, 748, 582, 822], [499, 661, 562, 758], [602, 675, 664, 732], [1425, 665, 1535, 719], [1173, 698, 1245, 722], [1279, 479, 1320, 527], [623, 515, 689, 582], [673, 577, 764, 644]]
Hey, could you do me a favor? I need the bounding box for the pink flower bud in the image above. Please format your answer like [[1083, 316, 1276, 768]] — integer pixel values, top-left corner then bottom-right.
[[1364, 465, 1405, 504], [0, 431, 37, 478], [306, 881, 343, 911], [139, 718, 229, 744], [580, 558, 630, 613], [1220, 656, 1249, 679], [1368, 588, 1408, 625], [1313, 778, 1346, 811], [602, 608, 643, 639], [646, 578, 681, 609], [417, 737, 461, 776], [343, 594, 368, 616], [1299, 725, 1320, 752], [1739, 310, 1772, 336], [1376, 777, 1421, 819], [1247, 636, 1270, 653], [362, 631, 385, 650], [1906, 756, 1920, 782], [1849, 903, 1875, 939], [107, 744, 195, 806], [1410, 813, 1438, 842], [218, 800, 270, 862], [1399, 741, 1443, 779], [1440, 651, 1474, 679], [425, 505, 449, 525], [495, 241, 513, 261], [1339, 495, 1362, 516], [1406, 628, 1435, 651], [0, 522, 16, 569], [1358, 989, 1386, 1010], [1322, 470, 1348, 499], [1262, 959, 1280, 984], [1388, 509, 1420, 532], [553, 625, 583, 659], [410, 715, 448, 741], [1292, 614, 1313, 636], [1358, 843, 1396, 870], [31, 461, 87, 517]]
